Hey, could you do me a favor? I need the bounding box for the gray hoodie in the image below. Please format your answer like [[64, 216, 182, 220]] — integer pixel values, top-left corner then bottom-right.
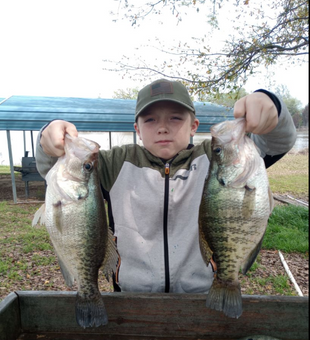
[[35, 97, 296, 293]]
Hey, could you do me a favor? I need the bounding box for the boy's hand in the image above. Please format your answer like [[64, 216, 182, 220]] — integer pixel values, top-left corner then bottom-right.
[[41, 120, 78, 157], [234, 92, 278, 134]]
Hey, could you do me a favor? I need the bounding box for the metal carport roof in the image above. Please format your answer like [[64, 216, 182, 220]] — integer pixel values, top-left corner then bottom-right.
[[0, 95, 233, 132], [0, 95, 233, 202]]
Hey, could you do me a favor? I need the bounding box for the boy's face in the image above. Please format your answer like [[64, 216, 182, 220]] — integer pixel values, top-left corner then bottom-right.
[[134, 101, 199, 160]]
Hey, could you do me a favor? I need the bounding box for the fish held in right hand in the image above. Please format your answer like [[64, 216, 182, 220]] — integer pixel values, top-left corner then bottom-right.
[[199, 118, 274, 319]]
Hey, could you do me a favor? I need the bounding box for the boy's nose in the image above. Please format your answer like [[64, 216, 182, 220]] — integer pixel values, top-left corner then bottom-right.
[[157, 118, 169, 133], [157, 124, 169, 134]]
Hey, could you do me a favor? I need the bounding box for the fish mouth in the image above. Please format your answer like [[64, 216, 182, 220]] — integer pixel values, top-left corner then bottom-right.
[[218, 178, 226, 186]]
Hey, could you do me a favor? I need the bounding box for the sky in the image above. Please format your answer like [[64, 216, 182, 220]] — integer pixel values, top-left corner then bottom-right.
[[0, 0, 308, 106], [0, 0, 308, 166]]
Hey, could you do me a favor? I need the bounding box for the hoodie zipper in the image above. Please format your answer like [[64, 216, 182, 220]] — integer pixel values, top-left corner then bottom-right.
[[163, 162, 171, 293]]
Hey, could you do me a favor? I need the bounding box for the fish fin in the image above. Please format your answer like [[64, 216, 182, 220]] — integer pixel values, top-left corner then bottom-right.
[[57, 255, 75, 287], [241, 234, 265, 275], [102, 227, 119, 278], [230, 138, 262, 188], [199, 221, 213, 264], [206, 278, 242, 319], [75, 291, 108, 328], [52, 201, 64, 233], [268, 186, 274, 214], [32, 204, 46, 226], [241, 186, 256, 219]]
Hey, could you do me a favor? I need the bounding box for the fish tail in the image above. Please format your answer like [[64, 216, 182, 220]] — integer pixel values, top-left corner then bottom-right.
[[75, 292, 108, 328], [206, 278, 242, 319]]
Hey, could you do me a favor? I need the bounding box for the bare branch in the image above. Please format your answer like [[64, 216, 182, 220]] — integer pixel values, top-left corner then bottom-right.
[[106, 0, 309, 94]]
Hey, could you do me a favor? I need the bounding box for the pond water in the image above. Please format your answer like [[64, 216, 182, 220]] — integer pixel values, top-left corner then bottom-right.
[[291, 130, 308, 152], [194, 130, 308, 153]]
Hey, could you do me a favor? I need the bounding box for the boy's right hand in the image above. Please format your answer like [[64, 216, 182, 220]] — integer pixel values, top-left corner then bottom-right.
[[40, 120, 78, 157]]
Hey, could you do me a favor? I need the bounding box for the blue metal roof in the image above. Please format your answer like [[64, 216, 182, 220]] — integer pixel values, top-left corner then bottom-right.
[[0, 95, 233, 132]]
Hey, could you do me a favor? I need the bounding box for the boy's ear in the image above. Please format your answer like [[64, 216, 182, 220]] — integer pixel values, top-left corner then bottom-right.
[[190, 118, 199, 137], [134, 122, 141, 139]]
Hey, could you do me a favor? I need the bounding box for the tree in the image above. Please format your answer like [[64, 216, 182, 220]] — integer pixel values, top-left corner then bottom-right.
[[198, 87, 248, 107], [113, 87, 139, 99], [107, 0, 308, 97], [273, 84, 307, 128], [302, 104, 308, 127], [111, 0, 213, 26], [274, 84, 303, 116], [292, 112, 303, 128]]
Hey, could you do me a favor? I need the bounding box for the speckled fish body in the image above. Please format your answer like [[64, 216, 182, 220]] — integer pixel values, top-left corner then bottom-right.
[[33, 135, 117, 328], [199, 118, 274, 319]]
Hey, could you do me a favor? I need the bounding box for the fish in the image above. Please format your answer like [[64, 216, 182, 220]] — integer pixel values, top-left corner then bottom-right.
[[32, 134, 118, 328], [199, 117, 274, 319]]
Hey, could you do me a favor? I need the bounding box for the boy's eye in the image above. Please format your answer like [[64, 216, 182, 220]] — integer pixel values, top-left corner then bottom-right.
[[171, 116, 182, 120], [144, 118, 155, 123]]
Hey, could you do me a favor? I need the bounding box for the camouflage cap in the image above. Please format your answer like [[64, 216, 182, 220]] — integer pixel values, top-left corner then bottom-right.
[[135, 79, 195, 121]]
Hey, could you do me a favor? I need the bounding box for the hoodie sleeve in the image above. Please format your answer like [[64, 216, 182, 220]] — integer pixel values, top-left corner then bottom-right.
[[35, 125, 58, 178], [250, 93, 297, 159]]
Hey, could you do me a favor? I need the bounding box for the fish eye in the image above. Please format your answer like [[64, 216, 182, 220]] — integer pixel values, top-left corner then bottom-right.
[[214, 147, 222, 154], [83, 162, 93, 171]]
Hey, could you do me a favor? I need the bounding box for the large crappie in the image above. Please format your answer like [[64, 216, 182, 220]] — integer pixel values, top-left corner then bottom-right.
[[33, 134, 117, 328], [199, 118, 274, 319]]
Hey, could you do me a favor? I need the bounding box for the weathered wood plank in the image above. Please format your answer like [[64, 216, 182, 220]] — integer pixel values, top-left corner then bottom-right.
[[17, 333, 228, 340], [16, 291, 308, 340], [0, 292, 21, 340], [273, 194, 308, 207]]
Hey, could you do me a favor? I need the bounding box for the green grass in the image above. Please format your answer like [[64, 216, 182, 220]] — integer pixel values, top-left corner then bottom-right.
[[0, 165, 10, 174], [267, 153, 308, 195], [264, 205, 309, 253], [269, 175, 308, 195], [0, 152, 309, 299], [0, 165, 20, 175], [0, 200, 113, 301], [241, 274, 294, 296], [255, 275, 293, 295], [0, 201, 53, 279], [1, 165, 12, 174], [239, 204, 309, 296], [0, 202, 52, 252]]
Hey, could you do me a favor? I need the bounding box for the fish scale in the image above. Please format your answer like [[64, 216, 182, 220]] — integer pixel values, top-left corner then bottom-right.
[[199, 118, 274, 319], [33, 134, 118, 328]]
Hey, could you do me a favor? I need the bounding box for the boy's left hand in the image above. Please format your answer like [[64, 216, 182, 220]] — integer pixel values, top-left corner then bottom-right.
[[234, 92, 278, 135]]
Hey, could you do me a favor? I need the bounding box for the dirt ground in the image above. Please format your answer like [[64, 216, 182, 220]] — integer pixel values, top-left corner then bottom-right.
[[0, 174, 308, 298], [0, 174, 46, 202]]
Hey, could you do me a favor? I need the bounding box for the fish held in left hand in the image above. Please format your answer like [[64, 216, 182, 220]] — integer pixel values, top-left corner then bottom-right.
[[33, 134, 118, 328], [199, 118, 274, 319]]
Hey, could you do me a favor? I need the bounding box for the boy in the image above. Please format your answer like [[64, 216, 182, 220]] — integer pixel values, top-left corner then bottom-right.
[[36, 79, 297, 293]]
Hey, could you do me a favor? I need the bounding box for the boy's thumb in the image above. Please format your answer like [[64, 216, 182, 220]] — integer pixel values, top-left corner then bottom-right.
[[64, 122, 78, 138]]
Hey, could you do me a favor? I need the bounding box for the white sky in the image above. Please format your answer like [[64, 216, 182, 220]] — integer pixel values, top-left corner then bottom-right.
[[0, 0, 308, 106]]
